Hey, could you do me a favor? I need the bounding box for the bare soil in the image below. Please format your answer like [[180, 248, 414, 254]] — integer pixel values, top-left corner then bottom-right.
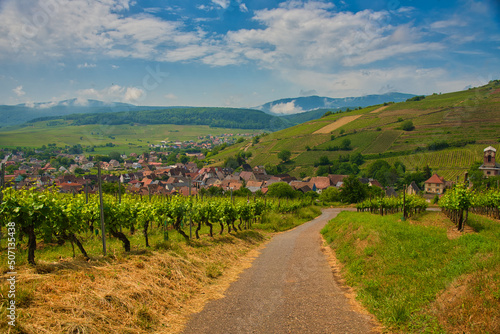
[[313, 115, 363, 134]]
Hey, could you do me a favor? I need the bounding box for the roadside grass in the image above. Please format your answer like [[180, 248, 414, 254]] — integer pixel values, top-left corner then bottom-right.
[[0, 206, 321, 334], [321, 211, 500, 333], [255, 206, 322, 232]]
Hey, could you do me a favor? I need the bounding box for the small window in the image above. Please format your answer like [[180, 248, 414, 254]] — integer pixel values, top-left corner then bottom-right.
[[488, 155, 492, 163]]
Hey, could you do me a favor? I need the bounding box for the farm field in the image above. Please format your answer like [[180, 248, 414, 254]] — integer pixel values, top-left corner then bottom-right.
[[0, 122, 261, 155]]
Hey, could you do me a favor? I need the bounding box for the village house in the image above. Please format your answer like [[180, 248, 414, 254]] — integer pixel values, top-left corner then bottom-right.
[[479, 146, 500, 177], [309, 176, 332, 193], [424, 174, 447, 195], [406, 181, 421, 195]]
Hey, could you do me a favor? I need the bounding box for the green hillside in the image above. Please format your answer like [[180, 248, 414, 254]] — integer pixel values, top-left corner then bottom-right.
[[0, 122, 261, 155], [210, 81, 500, 180]]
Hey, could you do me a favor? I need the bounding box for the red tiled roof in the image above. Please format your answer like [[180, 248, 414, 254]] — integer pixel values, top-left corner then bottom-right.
[[425, 174, 445, 184]]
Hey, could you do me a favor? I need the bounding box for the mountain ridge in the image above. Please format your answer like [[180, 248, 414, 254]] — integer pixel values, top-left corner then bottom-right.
[[1, 92, 416, 127]]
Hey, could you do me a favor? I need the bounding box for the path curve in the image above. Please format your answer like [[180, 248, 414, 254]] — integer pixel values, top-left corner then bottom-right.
[[182, 208, 379, 334]]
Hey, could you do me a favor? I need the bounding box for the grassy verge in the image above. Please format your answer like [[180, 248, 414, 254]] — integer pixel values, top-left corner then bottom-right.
[[0, 206, 320, 333], [321, 211, 500, 333]]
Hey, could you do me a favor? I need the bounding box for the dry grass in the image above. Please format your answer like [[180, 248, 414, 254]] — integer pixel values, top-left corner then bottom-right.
[[407, 211, 477, 240], [0, 232, 269, 334], [313, 115, 363, 134], [430, 269, 500, 333]]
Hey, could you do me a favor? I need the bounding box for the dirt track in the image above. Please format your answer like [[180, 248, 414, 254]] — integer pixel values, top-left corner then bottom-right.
[[313, 115, 363, 134], [182, 208, 379, 334]]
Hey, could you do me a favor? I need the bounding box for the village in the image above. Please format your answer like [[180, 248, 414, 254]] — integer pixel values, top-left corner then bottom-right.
[[2, 145, 498, 200]]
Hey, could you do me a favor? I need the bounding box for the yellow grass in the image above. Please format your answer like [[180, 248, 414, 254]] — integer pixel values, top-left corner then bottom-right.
[[0, 233, 269, 334], [313, 115, 363, 134]]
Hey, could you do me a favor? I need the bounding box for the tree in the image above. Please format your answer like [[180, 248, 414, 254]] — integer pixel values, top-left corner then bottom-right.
[[401, 120, 415, 131], [423, 165, 432, 180], [278, 150, 291, 163], [340, 175, 368, 203], [108, 151, 123, 162], [340, 138, 352, 150], [267, 182, 297, 198], [320, 187, 341, 202], [350, 152, 364, 166]]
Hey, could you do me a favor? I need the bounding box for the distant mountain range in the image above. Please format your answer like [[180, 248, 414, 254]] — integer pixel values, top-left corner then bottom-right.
[[0, 99, 167, 127], [0, 92, 415, 127], [255, 92, 416, 115]]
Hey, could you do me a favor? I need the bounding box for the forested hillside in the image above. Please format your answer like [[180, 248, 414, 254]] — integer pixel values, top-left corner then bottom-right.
[[28, 107, 292, 131]]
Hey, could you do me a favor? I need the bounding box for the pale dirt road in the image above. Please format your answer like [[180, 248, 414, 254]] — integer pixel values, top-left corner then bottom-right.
[[182, 208, 380, 334], [313, 115, 363, 134]]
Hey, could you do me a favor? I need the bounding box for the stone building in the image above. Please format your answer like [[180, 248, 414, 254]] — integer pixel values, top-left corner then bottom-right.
[[479, 146, 500, 177]]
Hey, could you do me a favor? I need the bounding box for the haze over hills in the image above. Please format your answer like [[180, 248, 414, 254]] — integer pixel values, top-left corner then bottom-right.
[[0, 99, 169, 127], [0, 92, 415, 127], [255, 92, 416, 115]]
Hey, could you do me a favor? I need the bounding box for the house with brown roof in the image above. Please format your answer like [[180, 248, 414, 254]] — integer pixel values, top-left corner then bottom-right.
[[239, 171, 257, 182], [424, 174, 446, 195], [309, 176, 332, 193]]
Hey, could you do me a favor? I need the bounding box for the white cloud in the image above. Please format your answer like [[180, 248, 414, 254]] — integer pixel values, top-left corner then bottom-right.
[[211, 0, 230, 9], [0, 0, 203, 61], [77, 85, 145, 104], [111, 64, 119, 69], [13, 85, 25, 97], [37, 101, 58, 109], [77, 62, 96, 69], [270, 101, 304, 115], [226, 3, 440, 70], [164, 93, 177, 100], [279, 66, 473, 97], [239, 3, 248, 12]]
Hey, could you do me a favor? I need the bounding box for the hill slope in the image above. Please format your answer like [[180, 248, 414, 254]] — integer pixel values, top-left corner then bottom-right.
[[210, 81, 500, 180], [0, 99, 171, 127]]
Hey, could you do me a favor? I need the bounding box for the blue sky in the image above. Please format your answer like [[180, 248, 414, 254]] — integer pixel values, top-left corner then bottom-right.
[[1, 0, 499, 111]]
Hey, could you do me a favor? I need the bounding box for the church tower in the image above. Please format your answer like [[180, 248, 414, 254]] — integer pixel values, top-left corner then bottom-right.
[[479, 146, 500, 177]]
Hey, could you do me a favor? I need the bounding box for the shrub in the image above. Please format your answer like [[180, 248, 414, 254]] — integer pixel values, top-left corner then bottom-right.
[[401, 120, 415, 131]]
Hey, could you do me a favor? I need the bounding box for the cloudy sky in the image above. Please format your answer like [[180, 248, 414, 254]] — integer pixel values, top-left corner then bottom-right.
[[1, 0, 499, 108]]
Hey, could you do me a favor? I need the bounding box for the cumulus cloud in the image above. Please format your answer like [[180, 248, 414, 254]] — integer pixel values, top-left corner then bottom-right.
[[226, 2, 441, 70], [0, 0, 203, 61], [77, 85, 145, 104], [270, 101, 304, 115], [13, 85, 25, 97], [280, 66, 472, 98]]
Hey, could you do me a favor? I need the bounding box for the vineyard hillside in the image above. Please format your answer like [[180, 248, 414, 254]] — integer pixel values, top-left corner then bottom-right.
[[210, 81, 500, 180]]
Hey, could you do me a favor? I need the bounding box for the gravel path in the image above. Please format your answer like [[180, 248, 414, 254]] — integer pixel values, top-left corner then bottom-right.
[[183, 208, 379, 334]]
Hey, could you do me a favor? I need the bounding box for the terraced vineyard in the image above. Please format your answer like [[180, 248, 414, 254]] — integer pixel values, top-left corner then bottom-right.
[[208, 81, 500, 179], [362, 130, 402, 154]]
